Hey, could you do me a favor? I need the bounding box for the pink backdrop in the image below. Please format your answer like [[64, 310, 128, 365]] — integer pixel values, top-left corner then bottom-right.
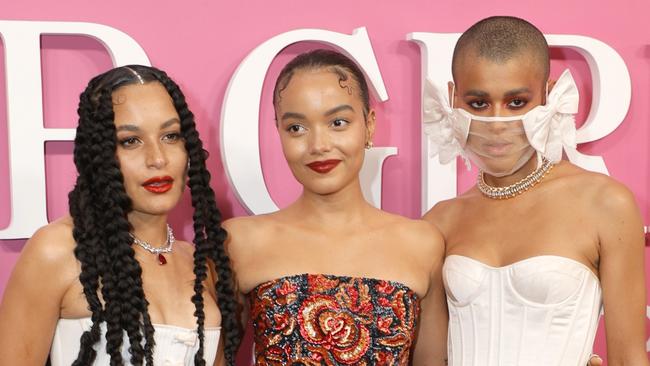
[[1, 0, 649, 363]]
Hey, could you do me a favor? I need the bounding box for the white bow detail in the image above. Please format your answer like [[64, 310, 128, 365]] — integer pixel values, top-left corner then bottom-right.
[[173, 331, 197, 347], [422, 77, 471, 169], [522, 69, 579, 163]]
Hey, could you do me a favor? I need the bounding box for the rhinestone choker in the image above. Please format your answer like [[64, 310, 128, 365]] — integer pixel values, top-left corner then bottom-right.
[[131, 224, 175, 265], [477, 157, 553, 199]]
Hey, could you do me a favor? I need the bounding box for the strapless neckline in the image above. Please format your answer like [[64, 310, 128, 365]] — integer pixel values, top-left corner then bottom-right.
[[56, 317, 221, 332], [443, 253, 602, 365], [50, 317, 221, 365], [445, 254, 599, 280], [251, 273, 420, 299], [248, 273, 420, 365]]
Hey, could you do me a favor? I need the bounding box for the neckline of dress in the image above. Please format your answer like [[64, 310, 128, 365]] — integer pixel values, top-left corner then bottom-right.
[[445, 254, 599, 281], [56, 317, 221, 332], [249, 273, 420, 299]]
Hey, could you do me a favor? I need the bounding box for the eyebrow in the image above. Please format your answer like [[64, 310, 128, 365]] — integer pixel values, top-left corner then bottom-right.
[[503, 88, 532, 97], [463, 90, 489, 98], [463, 88, 532, 98], [115, 118, 180, 132], [324, 104, 355, 116], [280, 112, 306, 122]]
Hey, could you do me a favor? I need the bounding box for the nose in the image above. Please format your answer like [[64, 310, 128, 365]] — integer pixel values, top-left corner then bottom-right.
[[492, 104, 508, 118], [486, 121, 510, 134], [145, 141, 168, 169], [309, 126, 332, 154]]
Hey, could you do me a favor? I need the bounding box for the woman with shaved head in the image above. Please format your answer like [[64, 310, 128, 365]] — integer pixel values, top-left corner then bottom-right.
[[423, 16, 648, 366]]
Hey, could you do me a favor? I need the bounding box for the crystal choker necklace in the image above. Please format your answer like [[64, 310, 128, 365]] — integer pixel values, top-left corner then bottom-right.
[[477, 157, 554, 199], [131, 224, 175, 265]]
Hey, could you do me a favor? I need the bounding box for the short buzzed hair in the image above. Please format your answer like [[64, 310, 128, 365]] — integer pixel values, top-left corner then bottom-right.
[[452, 16, 550, 81]]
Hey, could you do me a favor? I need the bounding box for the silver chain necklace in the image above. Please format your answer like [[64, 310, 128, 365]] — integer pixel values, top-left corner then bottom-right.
[[131, 224, 175, 265], [477, 157, 553, 199]]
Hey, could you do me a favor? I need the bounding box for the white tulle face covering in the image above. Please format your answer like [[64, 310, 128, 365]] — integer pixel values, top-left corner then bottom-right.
[[459, 107, 537, 177], [423, 69, 579, 177]]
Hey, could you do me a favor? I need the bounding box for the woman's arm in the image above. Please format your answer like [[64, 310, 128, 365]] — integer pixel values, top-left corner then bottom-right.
[[0, 223, 76, 365], [596, 182, 649, 365], [411, 225, 448, 366], [213, 336, 225, 366]]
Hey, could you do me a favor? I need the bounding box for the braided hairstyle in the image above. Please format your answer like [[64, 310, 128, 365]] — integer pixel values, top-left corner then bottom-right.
[[68, 65, 241, 365]]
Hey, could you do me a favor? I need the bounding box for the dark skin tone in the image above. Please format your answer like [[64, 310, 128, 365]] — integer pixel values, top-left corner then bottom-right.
[[424, 51, 647, 366]]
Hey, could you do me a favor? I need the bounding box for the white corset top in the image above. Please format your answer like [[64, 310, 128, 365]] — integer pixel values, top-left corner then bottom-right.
[[50, 317, 220, 366], [443, 255, 602, 366]]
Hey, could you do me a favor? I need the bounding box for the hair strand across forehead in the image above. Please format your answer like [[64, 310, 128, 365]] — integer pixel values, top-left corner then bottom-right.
[[272, 49, 371, 118]]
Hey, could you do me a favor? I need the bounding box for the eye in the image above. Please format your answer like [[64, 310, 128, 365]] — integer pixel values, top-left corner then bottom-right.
[[331, 118, 349, 128], [118, 136, 141, 148], [468, 100, 488, 110], [508, 98, 527, 109], [286, 124, 306, 135], [162, 132, 182, 143]]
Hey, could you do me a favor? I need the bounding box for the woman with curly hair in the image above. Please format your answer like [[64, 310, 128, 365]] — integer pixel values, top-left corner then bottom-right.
[[0, 65, 240, 365], [225, 49, 448, 365]]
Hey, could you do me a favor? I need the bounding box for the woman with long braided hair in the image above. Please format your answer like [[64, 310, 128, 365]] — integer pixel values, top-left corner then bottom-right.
[[0, 65, 240, 365]]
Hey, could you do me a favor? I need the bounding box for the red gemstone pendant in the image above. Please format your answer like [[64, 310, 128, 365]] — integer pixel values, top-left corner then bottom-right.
[[158, 253, 167, 265]]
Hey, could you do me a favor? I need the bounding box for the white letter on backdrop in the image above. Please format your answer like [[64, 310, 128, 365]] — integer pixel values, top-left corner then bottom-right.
[[0, 20, 150, 239], [409, 32, 631, 214], [545, 34, 631, 173], [221, 27, 396, 214]]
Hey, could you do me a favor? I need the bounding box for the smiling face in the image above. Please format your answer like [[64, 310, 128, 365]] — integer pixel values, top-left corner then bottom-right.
[[275, 67, 375, 195], [112, 82, 187, 218], [452, 52, 547, 175]]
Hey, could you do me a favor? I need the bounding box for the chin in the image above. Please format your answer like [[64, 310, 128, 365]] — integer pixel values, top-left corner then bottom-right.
[[131, 196, 182, 216], [132, 204, 177, 216]]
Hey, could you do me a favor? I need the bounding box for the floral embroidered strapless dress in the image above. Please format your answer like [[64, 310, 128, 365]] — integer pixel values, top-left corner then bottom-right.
[[248, 274, 420, 365]]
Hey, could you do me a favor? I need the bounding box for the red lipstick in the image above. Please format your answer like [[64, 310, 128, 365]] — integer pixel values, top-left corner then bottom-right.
[[142, 176, 174, 193], [307, 159, 341, 174]]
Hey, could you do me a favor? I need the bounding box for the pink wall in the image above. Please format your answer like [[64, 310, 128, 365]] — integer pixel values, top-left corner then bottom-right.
[[1, 0, 649, 362]]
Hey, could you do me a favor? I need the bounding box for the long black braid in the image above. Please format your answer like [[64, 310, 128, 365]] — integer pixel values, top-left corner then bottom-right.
[[68, 65, 241, 365]]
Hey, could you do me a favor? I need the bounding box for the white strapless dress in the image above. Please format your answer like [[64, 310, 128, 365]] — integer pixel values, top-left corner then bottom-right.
[[443, 255, 602, 366], [50, 318, 220, 366]]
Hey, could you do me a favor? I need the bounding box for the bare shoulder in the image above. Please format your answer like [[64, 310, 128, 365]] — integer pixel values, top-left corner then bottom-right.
[[423, 197, 458, 223], [222, 213, 278, 259], [22, 216, 77, 268], [222, 214, 275, 243], [378, 211, 444, 257], [422, 191, 476, 234], [555, 162, 638, 212], [9, 216, 79, 293]]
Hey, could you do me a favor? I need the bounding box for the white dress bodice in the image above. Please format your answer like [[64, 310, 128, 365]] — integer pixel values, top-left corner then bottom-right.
[[444, 255, 602, 366], [50, 318, 220, 366]]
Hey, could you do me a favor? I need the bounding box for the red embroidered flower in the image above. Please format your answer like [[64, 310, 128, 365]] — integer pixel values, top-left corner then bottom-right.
[[263, 345, 287, 363], [376, 281, 396, 294], [277, 280, 297, 296], [270, 311, 296, 335], [308, 274, 340, 293], [375, 351, 395, 365], [298, 294, 371, 364], [377, 316, 393, 334], [250, 275, 420, 365], [336, 280, 373, 317]]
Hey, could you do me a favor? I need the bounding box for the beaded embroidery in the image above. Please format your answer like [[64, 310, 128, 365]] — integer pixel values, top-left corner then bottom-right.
[[249, 274, 420, 365]]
